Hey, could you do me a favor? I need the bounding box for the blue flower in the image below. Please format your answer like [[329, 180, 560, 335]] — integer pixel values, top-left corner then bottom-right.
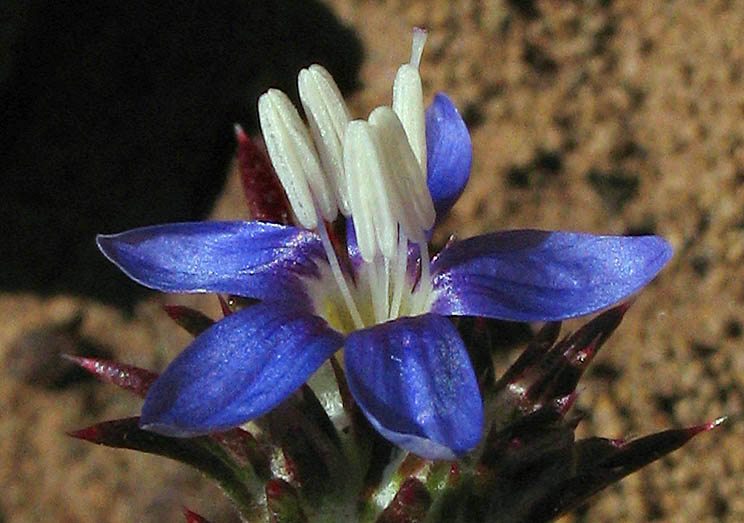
[[97, 31, 672, 460]]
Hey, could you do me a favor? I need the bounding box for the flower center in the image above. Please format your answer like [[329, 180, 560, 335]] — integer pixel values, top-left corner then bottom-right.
[[258, 29, 436, 332]]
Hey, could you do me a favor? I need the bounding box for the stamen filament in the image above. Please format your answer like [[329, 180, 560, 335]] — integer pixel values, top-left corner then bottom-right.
[[382, 255, 391, 321], [367, 259, 384, 324], [388, 228, 408, 319], [363, 262, 376, 323], [316, 219, 364, 329]]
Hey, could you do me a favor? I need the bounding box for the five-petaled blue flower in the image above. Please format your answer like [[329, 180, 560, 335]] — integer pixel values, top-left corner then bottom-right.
[[97, 30, 672, 460]]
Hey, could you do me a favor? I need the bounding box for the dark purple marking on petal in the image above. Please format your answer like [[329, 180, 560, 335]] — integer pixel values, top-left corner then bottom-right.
[[97, 221, 325, 304], [347, 219, 422, 285], [430, 230, 672, 322], [344, 314, 483, 459], [345, 218, 363, 270], [140, 302, 343, 437]]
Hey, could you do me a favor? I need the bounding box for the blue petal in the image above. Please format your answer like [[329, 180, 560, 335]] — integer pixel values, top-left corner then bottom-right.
[[344, 314, 483, 459], [140, 302, 343, 436], [426, 93, 472, 220], [97, 221, 324, 303], [430, 230, 673, 321]]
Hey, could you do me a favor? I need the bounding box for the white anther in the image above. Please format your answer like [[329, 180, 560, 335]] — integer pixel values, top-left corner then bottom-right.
[[343, 120, 401, 262], [392, 30, 427, 175], [258, 89, 337, 229], [368, 106, 435, 242], [298, 65, 352, 215]]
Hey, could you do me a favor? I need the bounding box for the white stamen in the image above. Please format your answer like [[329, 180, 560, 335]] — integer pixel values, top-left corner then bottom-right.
[[368, 106, 435, 239], [392, 31, 427, 175], [258, 89, 337, 229], [343, 120, 401, 262], [298, 65, 352, 215]]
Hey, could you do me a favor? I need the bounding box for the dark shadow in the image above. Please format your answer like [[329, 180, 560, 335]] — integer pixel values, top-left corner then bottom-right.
[[1, 1, 363, 308]]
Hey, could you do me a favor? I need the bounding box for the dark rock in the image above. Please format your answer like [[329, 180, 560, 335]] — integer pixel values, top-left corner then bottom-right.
[[1, 1, 362, 308], [586, 168, 639, 212], [6, 313, 110, 389]]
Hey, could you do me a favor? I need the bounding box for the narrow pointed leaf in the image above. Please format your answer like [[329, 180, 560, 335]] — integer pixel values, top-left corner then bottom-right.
[[376, 478, 432, 523], [585, 418, 724, 471], [183, 508, 211, 523], [495, 321, 562, 389], [209, 427, 271, 480], [526, 420, 724, 521], [257, 386, 345, 491], [63, 355, 158, 398], [163, 305, 215, 337], [528, 303, 628, 403], [68, 417, 258, 515], [235, 124, 293, 224], [266, 479, 307, 523]]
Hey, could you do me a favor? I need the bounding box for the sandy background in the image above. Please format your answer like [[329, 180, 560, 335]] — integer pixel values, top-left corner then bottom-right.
[[2, 0, 743, 521]]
